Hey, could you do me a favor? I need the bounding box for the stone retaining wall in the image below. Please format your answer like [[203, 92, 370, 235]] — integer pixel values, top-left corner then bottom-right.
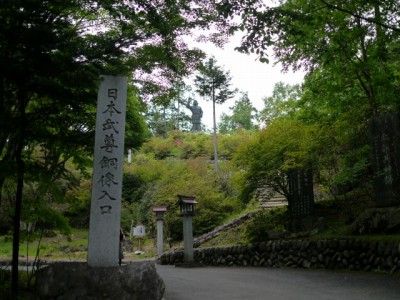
[[159, 239, 400, 273]]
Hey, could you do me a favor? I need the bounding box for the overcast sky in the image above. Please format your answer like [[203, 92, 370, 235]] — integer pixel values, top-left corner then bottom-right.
[[184, 34, 305, 130]]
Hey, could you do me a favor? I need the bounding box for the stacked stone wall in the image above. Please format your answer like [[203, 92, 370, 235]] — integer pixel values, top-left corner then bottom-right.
[[159, 239, 400, 273]]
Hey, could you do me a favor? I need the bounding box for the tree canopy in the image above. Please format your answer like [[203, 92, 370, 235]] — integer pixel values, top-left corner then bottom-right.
[[224, 0, 400, 116], [259, 82, 302, 125], [219, 92, 258, 133], [234, 119, 318, 201]]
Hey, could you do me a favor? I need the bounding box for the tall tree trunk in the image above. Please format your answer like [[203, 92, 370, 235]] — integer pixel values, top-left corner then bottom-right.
[[0, 76, 5, 205], [212, 86, 219, 172], [176, 99, 180, 131], [374, 2, 385, 56], [355, 16, 379, 116], [12, 146, 23, 297], [12, 94, 27, 297]]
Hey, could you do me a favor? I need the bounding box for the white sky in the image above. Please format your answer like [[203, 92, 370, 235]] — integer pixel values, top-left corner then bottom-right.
[[184, 34, 305, 130]]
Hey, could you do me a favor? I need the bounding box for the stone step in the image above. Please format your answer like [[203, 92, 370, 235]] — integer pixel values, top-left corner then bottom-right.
[[268, 197, 287, 202], [261, 201, 287, 208], [260, 197, 287, 204]]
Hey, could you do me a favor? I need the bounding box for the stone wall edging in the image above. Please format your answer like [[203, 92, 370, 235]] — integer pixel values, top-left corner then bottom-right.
[[159, 239, 400, 273], [193, 213, 256, 248]]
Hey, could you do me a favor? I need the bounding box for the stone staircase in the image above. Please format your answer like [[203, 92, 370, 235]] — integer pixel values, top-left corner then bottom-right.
[[256, 185, 288, 209], [260, 194, 288, 208]]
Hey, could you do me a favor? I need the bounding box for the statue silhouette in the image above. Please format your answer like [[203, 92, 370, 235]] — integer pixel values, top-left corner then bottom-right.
[[186, 99, 203, 131]]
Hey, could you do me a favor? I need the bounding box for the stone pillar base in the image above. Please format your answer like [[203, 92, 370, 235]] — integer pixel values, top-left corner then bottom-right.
[[35, 261, 165, 300]]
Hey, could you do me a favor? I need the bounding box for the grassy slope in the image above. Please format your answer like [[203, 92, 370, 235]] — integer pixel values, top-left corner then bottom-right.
[[0, 229, 88, 261]]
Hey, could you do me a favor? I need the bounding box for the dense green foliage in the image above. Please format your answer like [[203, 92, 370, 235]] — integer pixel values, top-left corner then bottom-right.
[[245, 207, 288, 243], [234, 119, 318, 201], [219, 92, 258, 133], [259, 82, 302, 125], [120, 131, 251, 240], [140, 131, 213, 159], [227, 0, 400, 114], [219, 0, 400, 205]]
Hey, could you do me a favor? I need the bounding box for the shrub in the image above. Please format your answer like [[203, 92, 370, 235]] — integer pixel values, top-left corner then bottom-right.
[[245, 207, 288, 243]]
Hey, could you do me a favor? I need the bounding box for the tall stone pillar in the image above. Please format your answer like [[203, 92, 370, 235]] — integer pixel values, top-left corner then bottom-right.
[[370, 113, 400, 207], [287, 169, 314, 217], [153, 205, 167, 258], [177, 195, 198, 264], [88, 75, 127, 267], [287, 169, 314, 232], [183, 215, 194, 263], [156, 219, 164, 257]]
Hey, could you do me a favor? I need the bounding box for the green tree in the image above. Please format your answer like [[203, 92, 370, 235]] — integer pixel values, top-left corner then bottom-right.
[[146, 104, 175, 137], [234, 119, 317, 202], [296, 67, 372, 195], [171, 84, 194, 132], [146, 85, 193, 136], [222, 0, 399, 201], [125, 88, 152, 151], [219, 92, 258, 133], [229, 0, 400, 116], [260, 82, 302, 125], [0, 1, 100, 291], [194, 57, 237, 171]]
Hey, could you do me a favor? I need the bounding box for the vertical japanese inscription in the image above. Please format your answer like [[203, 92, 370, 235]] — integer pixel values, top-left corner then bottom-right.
[[88, 76, 127, 267]]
